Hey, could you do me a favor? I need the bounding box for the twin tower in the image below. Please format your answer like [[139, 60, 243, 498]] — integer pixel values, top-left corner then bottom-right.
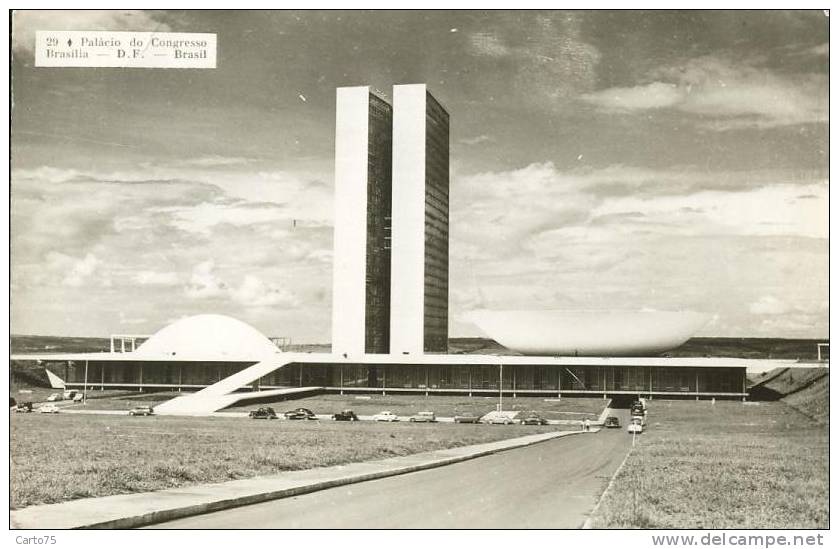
[[332, 84, 449, 357]]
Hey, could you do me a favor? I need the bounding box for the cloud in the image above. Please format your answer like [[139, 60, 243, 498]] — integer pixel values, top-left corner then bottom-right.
[[179, 156, 255, 168], [581, 82, 683, 111], [469, 32, 511, 57], [11, 162, 332, 338], [581, 56, 827, 130], [159, 201, 291, 235], [804, 43, 829, 56], [44, 252, 101, 287], [12, 10, 171, 56], [749, 296, 789, 316], [118, 312, 148, 326], [466, 14, 601, 105], [134, 271, 179, 286], [183, 262, 299, 309], [459, 134, 494, 146], [450, 161, 827, 337], [230, 275, 299, 308], [184, 260, 226, 299]]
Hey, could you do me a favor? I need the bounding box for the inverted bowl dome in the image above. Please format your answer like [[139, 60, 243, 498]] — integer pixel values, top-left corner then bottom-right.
[[469, 309, 710, 357]]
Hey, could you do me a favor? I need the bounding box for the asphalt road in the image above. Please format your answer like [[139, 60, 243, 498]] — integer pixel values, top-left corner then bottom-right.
[[150, 409, 632, 529]]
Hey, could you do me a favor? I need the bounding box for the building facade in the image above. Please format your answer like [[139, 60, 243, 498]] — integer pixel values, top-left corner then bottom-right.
[[391, 84, 450, 355], [58, 359, 747, 398], [332, 87, 393, 356]]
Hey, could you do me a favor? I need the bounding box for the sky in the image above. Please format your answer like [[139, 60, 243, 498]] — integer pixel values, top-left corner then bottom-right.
[[10, 10, 829, 341]]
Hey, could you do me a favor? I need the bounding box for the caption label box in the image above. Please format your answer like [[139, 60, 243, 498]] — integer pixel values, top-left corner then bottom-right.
[[35, 31, 217, 68]]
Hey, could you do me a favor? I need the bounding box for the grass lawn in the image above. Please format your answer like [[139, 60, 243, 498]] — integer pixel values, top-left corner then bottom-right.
[[223, 393, 608, 418], [10, 413, 563, 509], [590, 400, 828, 529]]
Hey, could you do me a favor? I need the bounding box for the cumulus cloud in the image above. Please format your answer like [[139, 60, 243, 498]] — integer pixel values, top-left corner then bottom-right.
[[184, 262, 299, 309], [230, 275, 299, 308], [12, 10, 171, 56], [581, 56, 827, 130], [451, 161, 827, 337], [44, 252, 101, 287], [184, 260, 226, 299], [11, 161, 332, 338], [160, 201, 291, 235]]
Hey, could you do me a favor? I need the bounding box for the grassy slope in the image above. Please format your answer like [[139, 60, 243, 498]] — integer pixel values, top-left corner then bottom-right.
[[748, 368, 829, 424], [591, 400, 828, 529], [782, 378, 829, 424], [10, 414, 561, 509]]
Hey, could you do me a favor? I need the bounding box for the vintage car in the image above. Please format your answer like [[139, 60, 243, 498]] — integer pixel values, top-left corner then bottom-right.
[[408, 411, 436, 423], [627, 417, 644, 434], [453, 414, 481, 424], [249, 406, 278, 419], [284, 408, 317, 420], [481, 412, 516, 425], [604, 416, 621, 428], [332, 409, 359, 421], [128, 406, 154, 416], [15, 402, 33, 413], [372, 410, 399, 422], [46, 393, 63, 402], [519, 412, 548, 425], [38, 404, 60, 414]]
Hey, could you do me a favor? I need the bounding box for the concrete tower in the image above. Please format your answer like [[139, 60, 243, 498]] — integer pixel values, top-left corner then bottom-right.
[[332, 86, 393, 357], [390, 84, 450, 355]]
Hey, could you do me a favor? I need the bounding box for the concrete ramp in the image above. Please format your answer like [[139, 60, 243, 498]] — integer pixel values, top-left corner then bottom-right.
[[158, 387, 322, 416], [45, 369, 66, 389], [155, 355, 299, 416]]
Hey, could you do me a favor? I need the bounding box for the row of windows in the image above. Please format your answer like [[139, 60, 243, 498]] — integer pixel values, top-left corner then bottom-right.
[[64, 362, 745, 394]]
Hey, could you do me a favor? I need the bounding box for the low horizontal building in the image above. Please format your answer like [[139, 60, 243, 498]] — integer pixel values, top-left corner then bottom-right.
[[14, 314, 813, 403]]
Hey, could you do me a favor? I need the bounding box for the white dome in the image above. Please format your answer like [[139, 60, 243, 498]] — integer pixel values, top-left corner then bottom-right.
[[135, 314, 280, 360], [469, 309, 710, 357]]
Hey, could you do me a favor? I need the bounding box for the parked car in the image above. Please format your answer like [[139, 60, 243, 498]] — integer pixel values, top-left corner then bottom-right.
[[482, 412, 515, 425], [249, 406, 278, 419], [72, 393, 84, 403], [453, 414, 480, 424], [284, 408, 317, 420], [604, 416, 621, 428], [519, 412, 548, 425], [128, 406, 154, 416], [627, 417, 644, 434], [38, 404, 60, 414], [408, 411, 436, 423], [631, 399, 647, 416], [15, 402, 33, 413], [372, 410, 399, 422], [332, 409, 359, 421], [46, 393, 63, 402], [63, 389, 78, 399]]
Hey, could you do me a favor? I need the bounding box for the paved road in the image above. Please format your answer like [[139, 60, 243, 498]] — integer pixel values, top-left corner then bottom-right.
[[150, 410, 632, 529]]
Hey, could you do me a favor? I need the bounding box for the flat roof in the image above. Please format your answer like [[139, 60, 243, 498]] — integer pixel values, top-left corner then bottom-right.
[[10, 351, 826, 369]]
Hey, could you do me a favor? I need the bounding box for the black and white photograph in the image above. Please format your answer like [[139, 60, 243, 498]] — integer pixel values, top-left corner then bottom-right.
[[7, 7, 830, 537]]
